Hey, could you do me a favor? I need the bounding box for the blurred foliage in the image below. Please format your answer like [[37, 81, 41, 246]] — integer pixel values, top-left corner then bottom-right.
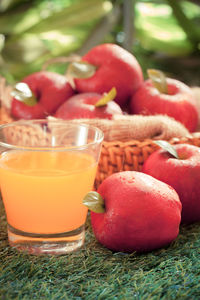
[[0, 0, 200, 84], [0, 0, 113, 81], [134, 1, 200, 56]]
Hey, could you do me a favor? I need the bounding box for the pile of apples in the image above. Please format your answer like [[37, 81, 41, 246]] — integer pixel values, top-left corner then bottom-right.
[[11, 43, 199, 132], [84, 142, 200, 253], [10, 43, 200, 254]]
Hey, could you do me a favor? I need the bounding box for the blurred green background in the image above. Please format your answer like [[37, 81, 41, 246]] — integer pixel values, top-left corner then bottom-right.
[[0, 0, 200, 85]]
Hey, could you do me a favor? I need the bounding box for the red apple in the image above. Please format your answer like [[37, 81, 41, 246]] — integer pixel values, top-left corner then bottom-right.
[[11, 71, 74, 120], [83, 171, 181, 253], [72, 43, 144, 108], [142, 143, 200, 224], [130, 71, 198, 132], [54, 90, 123, 120]]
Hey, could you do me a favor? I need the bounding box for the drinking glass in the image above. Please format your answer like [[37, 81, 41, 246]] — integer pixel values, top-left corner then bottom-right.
[[0, 119, 103, 255]]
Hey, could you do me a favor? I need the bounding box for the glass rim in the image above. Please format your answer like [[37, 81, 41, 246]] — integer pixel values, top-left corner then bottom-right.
[[0, 119, 104, 151]]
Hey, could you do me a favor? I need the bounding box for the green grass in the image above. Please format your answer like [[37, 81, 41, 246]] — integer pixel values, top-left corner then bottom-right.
[[1, 198, 200, 300]]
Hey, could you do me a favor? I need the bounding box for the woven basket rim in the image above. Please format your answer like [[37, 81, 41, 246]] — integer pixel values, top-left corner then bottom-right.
[[1, 106, 199, 146]]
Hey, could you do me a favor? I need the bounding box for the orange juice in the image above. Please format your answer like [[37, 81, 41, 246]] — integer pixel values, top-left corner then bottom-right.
[[0, 150, 97, 234]]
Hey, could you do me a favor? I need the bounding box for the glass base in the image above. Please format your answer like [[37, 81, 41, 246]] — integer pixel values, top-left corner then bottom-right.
[[7, 224, 85, 255]]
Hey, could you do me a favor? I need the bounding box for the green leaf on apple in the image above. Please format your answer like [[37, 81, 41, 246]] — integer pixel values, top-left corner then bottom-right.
[[95, 87, 117, 107], [154, 140, 179, 159], [83, 191, 105, 213], [147, 69, 168, 94], [11, 82, 37, 106], [67, 61, 97, 79]]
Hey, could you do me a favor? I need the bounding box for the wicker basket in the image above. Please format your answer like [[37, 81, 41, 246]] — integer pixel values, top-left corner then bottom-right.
[[1, 106, 200, 188], [96, 136, 200, 187]]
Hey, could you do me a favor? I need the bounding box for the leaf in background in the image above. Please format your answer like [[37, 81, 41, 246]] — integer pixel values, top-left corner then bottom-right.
[[0, 34, 5, 52], [0, 0, 28, 12], [0, 6, 41, 35], [0, 0, 112, 82], [166, 0, 200, 44], [2, 34, 49, 64], [26, 0, 112, 34], [0, 1, 76, 34], [134, 2, 195, 56]]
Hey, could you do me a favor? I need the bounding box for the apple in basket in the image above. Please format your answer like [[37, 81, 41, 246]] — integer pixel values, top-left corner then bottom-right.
[[54, 87, 123, 120], [129, 69, 199, 132], [66, 43, 144, 108], [142, 141, 200, 224], [83, 171, 182, 253], [11, 71, 74, 119]]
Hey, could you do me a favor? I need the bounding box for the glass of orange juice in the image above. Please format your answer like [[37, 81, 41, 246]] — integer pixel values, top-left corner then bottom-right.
[[0, 119, 103, 255]]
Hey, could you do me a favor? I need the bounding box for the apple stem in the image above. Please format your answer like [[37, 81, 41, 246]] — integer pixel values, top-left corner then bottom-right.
[[95, 87, 117, 107], [11, 82, 37, 106], [147, 69, 168, 94], [83, 191, 105, 213]]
